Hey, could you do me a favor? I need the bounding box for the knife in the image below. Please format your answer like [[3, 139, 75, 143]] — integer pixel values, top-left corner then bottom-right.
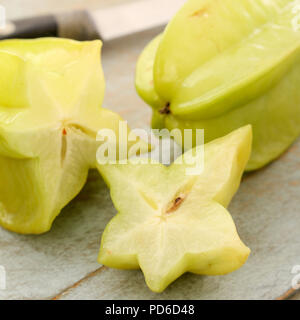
[[0, 0, 186, 41]]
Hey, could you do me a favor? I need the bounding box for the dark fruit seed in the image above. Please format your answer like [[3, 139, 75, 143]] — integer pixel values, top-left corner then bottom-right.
[[159, 102, 171, 115]]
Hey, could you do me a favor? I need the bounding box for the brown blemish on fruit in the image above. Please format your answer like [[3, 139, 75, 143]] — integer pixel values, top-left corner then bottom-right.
[[166, 194, 185, 214], [159, 102, 171, 115], [165, 178, 197, 215], [61, 128, 67, 166], [190, 8, 208, 18]]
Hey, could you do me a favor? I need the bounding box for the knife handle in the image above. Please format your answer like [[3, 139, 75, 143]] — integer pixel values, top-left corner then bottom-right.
[[0, 15, 58, 40]]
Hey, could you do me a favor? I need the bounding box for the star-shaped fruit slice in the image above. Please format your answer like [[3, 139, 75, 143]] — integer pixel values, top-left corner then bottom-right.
[[97, 125, 252, 292], [0, 38, 144, 234]]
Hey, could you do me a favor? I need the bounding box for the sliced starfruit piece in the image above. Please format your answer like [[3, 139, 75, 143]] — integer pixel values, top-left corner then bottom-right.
[[0, 38, 146, 234], [136, 0, 300, 170], [97, 126, 252, 293]]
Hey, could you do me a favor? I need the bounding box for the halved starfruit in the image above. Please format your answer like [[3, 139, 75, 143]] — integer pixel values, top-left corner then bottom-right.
[[0, 38, 143, 234]]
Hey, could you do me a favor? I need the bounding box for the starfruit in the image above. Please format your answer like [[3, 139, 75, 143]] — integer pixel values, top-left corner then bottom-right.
[[97, 126, 252, 292], [0, 38, 144, 234], [136, 0, 300, 170]]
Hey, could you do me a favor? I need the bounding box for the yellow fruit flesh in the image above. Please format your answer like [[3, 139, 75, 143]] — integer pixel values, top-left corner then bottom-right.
[[0, 38, 146, 234], [98, 126, 252, 292]]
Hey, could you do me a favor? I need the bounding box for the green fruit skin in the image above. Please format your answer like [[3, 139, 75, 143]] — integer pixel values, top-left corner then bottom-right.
[[166, 61, 300, 171], [154, 0, 291, 101], [143, 63, 300, 171], [136, 0, 300, 171]]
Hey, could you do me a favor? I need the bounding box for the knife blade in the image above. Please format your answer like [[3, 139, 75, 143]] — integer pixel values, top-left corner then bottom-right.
[[0, 0, 186, 41]]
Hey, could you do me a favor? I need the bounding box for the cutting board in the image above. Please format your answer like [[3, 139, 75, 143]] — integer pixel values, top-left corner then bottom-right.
[[0, 28, 299, 300]]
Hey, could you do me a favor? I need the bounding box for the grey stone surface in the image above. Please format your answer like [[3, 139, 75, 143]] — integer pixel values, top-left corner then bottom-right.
[[0, 170, 112, 299]]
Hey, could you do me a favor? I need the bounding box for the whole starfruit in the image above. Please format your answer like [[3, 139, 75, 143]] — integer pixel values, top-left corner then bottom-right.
[[0, 38, 144, 234], [136, 0, 300, 170]]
